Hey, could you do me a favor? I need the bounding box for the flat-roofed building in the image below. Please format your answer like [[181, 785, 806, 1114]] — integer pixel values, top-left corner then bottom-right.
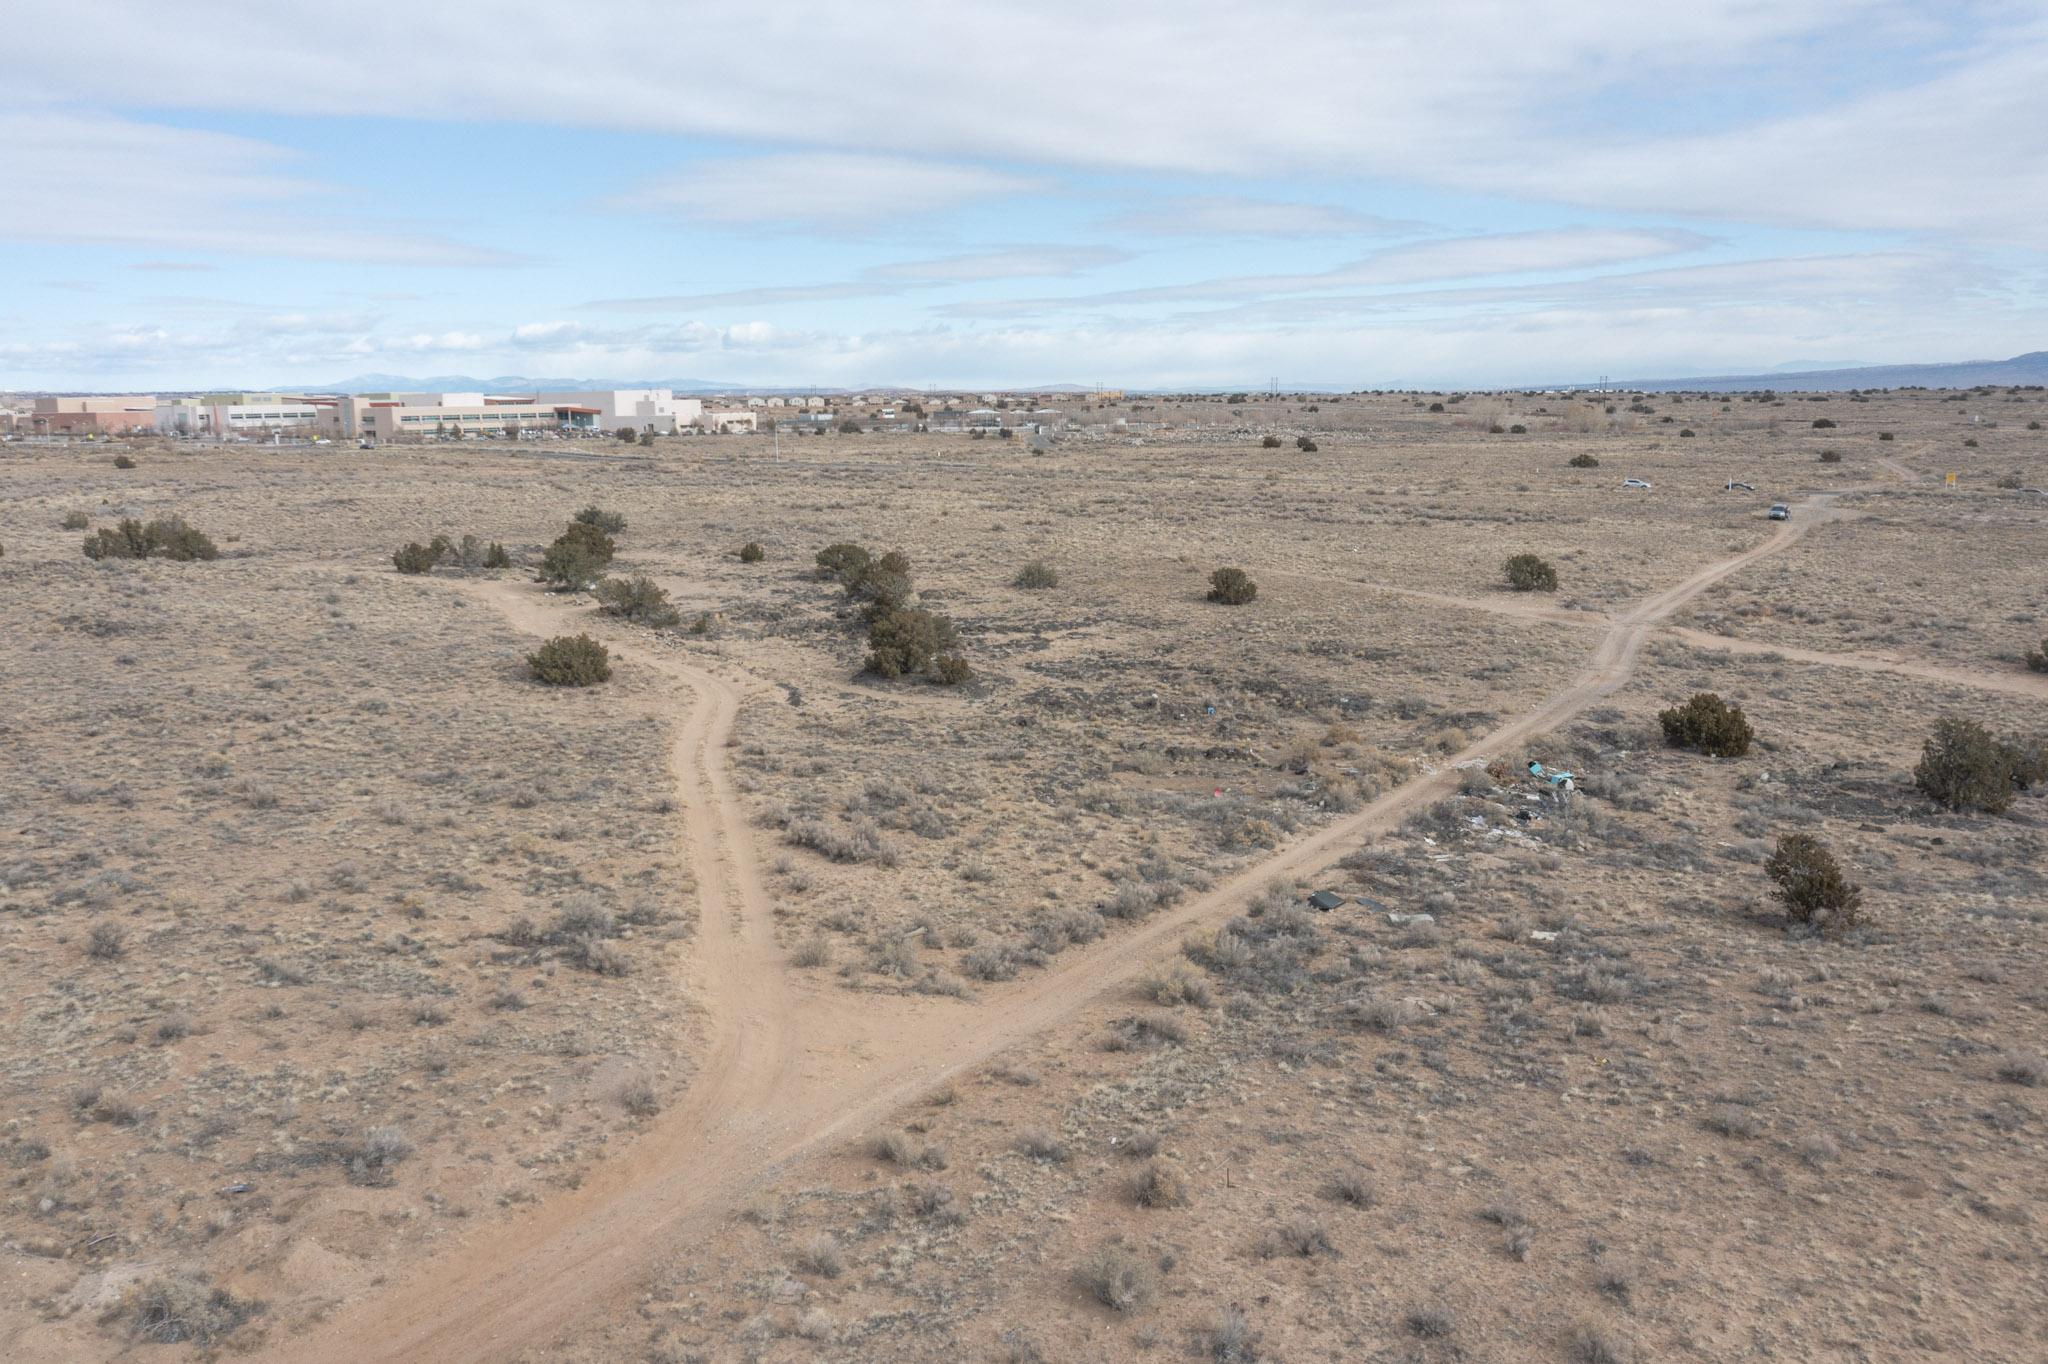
[[32, 395, 158, 435], [701, 408, 757, 433]]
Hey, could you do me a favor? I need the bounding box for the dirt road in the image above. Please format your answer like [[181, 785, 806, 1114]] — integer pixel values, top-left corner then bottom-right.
[[271, 493, 1848, 1362]]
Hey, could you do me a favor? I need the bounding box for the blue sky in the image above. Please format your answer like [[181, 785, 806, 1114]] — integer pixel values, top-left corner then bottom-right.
[[3, 1, 2045, 391]]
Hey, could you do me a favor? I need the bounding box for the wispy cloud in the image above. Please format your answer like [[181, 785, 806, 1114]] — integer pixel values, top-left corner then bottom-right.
[[944, 228, 1712, 317], [1104, 196, 1426, 238], [0, 111, 523, 265], [612, 153, 1047, 229], [584, 245, 1129, 311]]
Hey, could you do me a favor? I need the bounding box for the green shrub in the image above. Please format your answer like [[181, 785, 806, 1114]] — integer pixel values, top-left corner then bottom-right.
[[1764, 833, 1862, 933], [1568, 453, 1599, 468], [1509, 423, 1527, 433], [528, 634, 612, 686], [1261, 435, 1282, 448], [1963, 437, 1978, 448], [1878, 431, 1894, 441], [2026, 639, 2048, 673], [61, 510, 89, 530], [2005, 734, 2047, 791], [572, 505, 626, 534], [614, 426, 637, 443], [1428, 401, 1444, 412], [594, 574, 681, 627], [392, 540, 444, 574], [1914, 716, 2015, 814], [1013, 560, 1058, 590], [1811, 418, 1836, 429], [1207, 567, 1257, 605], [541, 521, 615, 589], [838, 419, 862, 434], [1658, 692, 1754, 757], [483, 541, 513, 569], [1679, 428, 1696, 437], [933, 653, 972, 686], [1818, 450, 1841, 463], [113, 453, 137, 469], [1503, 553, 1557, 592], [83, 516, 218, 562], [815, 542, 871, 584], [739, 541, 765, 563], [865, 608, 959, 680], [1296, 436, 1318, 452]]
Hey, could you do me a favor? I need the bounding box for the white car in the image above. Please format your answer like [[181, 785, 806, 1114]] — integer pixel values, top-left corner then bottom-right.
[[1768, 503, 1791, 520], [1620, 477, 1653, 490]]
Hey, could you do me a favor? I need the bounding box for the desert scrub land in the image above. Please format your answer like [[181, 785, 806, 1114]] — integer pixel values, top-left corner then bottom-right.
[[1, 383, 2043, 1359], [0, 451, 699, 1357], [561, 627, 2048, 1364]]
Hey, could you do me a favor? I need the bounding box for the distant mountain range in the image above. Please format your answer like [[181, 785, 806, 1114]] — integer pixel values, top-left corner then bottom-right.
[[1613, 351, 2048, 393], [242, 350, 2048, 397], [312, 373, 747, 394]]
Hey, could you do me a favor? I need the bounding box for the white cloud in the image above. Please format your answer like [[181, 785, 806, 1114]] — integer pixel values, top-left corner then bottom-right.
[[869, 246, 1130, 282], [584, 245, 1129, 311], [0, 111, 521, 265], [946, 228, 1711, 316], [1104, 196, 1425, 238], [17, 1, 2038, 244], [613, 153, 1046, 228]]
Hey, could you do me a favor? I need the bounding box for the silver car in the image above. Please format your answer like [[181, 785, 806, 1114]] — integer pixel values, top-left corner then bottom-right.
[[1768, 503, 1790, 520]]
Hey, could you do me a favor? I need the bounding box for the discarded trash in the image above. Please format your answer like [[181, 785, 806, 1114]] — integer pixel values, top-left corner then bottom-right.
[[1306, 890, 1345, 912], [1355, 896, 1391, 914], [1387, 912, 1436, 927], [1528, 930, 1559, 943], [1527, 760, 1576, 793], [218, 1183, 253, 1195]]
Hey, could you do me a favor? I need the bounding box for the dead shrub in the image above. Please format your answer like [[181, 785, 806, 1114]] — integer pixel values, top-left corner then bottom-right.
[[1076, 1244, 1155, 1312], [86, 922, 127, 960], [1016, 1129, 1068, 1163], [1995, 1052, 2044, 1087], [797, 1233, 844, 1278], [1257, 1216, 1332, 1259], [340, 1125, 413, 1185], [1130, 1158, 1190, 1208], [120, 1274, 261, 1346]]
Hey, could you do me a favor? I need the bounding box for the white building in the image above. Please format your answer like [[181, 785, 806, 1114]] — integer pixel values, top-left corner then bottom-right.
[[701, 409, 757, 433], [534, 389, 704, 434], [157, 395, 321, 437]]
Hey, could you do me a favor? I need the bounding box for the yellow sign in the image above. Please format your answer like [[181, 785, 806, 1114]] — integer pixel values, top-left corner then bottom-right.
[[1946, 471, 1958, 486]]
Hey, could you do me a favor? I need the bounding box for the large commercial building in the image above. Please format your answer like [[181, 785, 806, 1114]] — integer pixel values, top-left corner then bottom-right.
[[329, 394, 604, 440], [320, 388, 713, 439], [31, 396, 157, 435], [533, 389, 704, 433], [155, 395, 322, 437]]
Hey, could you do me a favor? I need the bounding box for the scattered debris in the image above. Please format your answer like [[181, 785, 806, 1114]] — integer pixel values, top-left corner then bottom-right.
[[1306, 890, 1345, 912]]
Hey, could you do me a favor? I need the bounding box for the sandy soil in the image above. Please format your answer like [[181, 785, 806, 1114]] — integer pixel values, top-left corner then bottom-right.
[[1, 387, 2042, 1361]]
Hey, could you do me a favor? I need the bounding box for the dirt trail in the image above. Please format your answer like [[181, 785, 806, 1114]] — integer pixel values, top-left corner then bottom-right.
[[1662, 625, 2048, 698], [271, 493, 1847, 1363]]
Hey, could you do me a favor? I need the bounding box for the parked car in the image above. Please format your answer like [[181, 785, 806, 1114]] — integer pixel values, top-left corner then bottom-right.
[[1768, 503, 1790, 520], [1620, 477, 1652, 490]]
